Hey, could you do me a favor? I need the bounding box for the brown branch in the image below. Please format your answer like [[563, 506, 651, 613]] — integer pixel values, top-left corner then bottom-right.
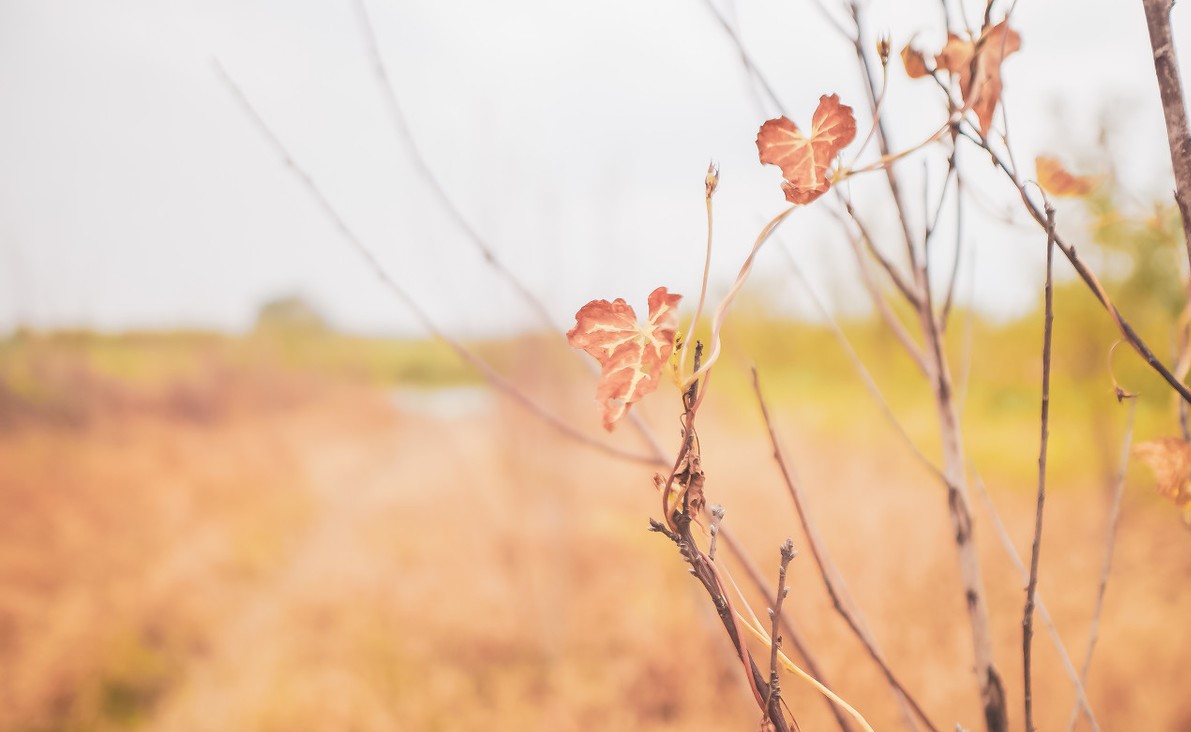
[[1140, 0, 1191, 270], [1064, 399, 1137, 732], [1023, 204, 1056, 732], [718, 527, 857, 732], [957, 124, 1191, 405], [214, 61, 658, 467], [764, 539, 798, 722], [1139, 0, 1191, 440], [754, 370, 940, 732], [650, 515, 791, 732]]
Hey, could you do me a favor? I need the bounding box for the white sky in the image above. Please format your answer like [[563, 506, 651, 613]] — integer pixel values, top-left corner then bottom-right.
[[1, 0, 1188, 337]]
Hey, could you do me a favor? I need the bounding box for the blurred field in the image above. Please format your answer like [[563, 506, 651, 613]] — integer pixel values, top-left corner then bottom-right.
[[1, 320, 1189, 731]]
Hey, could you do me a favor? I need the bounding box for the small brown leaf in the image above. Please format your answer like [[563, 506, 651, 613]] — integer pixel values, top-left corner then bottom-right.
[[1133, 437, 1191, 508], [567, 287, 682, 431], [756, 94, 857, 205], [901, 44, 929, 78], [1036, 156, 1101, 197], [932, 21, 1021, 135]]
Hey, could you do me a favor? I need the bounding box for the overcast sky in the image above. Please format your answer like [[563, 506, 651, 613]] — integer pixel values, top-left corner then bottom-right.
[[1, 0, 1188, 337]]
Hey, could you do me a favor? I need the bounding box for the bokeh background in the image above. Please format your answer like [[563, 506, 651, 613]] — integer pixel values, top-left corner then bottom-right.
[[2, 0, 1190, 730]]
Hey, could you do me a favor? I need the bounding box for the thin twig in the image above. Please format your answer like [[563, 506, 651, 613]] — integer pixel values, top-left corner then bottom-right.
[[778, 245, 947, 483], [649, 514, 791, 732], [1064, 399, 1137, 732], [351, 0, 556, 328], [941, 166, 966, 329], [718, 528, 857, 732], [214, 61, 656, 466], [956, 124, 1191, 405], [838, 196, 923, 309], [754, 370, 940, 732], [972, 473, 1101, 731], [764, 539, 797, 722], [1023, 203, 1057, 732]]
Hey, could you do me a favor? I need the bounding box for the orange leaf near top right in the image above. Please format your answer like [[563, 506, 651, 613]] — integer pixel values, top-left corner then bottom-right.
[[1035, 156, 1101, 197], [909, 20, 1021, 135]]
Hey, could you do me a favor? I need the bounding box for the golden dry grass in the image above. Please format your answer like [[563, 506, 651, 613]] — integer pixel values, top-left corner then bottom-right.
[[1, 342, 1189, 731]]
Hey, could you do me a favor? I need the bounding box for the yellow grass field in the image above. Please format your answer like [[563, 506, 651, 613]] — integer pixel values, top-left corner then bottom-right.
[[1, 330, 1189, 731]]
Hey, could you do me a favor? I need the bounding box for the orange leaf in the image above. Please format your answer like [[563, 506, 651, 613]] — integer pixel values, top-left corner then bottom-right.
[[756, 94, 857, 205], [933, 21, 1021, 135], [1036, 156, 1101, 197], [567, 287, 682, 431], [1133, 437, 1191, 509], [901, 44, 929, 78]]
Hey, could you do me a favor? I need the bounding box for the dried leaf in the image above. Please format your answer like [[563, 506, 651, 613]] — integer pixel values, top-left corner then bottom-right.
[[1036, 156, 1101, 197], [567, 287, 682, 431], [901, 44, 929, 78], [932, 21, 1021, 135], [756, 94, 857, 205], [1133, 437, 1191, 509]]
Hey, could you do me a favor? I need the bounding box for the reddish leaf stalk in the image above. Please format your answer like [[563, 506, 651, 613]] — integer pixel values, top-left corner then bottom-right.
[[1023, 204, 1057, 732]]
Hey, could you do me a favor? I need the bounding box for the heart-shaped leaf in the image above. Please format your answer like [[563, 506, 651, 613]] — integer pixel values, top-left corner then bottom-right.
[[756, 94, 857, 205], [567, 287, 682, 430]]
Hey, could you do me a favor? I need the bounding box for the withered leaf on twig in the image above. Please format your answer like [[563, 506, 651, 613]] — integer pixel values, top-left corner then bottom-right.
[[1036, 156, 1102, 198], [756, 94, 857, 205], [567, 287, 682, 431], [904, 20, 1021, 135]]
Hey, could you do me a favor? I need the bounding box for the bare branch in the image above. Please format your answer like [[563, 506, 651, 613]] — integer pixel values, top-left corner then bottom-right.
[[764, 539, 798, 721], [956, 124, 1191, 405], [973, 474, 1101, 731], [1023, 204, 1057, 732], [754, 370, 940, 732], [718, 528, 857, 732], [214, 61, 657, 466], [351, 0, 557, 329], [778, 245, 948, 488]]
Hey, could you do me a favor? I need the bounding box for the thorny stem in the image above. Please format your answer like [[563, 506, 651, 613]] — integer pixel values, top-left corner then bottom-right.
[[754, 369, 941, 732], [1063, 400, 1136, 732], [1023, 204, 1056, 732]]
